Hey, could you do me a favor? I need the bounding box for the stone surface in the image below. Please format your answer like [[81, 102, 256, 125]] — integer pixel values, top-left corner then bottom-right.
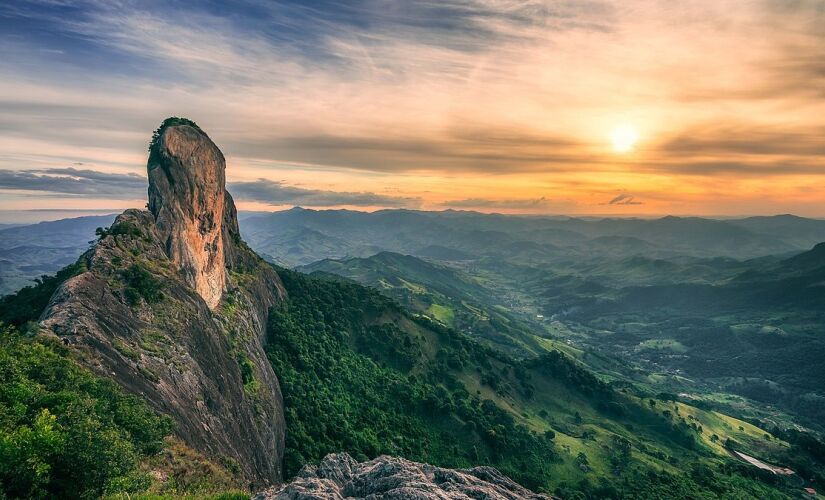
[[148, 124, 227, 309], [254, 453, 556, 500], [39, 121, 286, 487]]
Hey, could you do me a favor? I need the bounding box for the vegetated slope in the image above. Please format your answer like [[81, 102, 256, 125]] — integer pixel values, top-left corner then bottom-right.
[[0, 298, 248, 499], [525, 242, 825, 430], [264, 266, 799, 499], [301, 251, 548, 357], [0, 322, 172, 499]]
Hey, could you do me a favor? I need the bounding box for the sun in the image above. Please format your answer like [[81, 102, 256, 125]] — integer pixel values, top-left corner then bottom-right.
[[610, 124, 639, 153]]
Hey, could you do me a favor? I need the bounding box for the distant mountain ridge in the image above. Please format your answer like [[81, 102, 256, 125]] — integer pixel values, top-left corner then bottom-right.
[[240, 208, 825, 266], [4, 208, 825, 295]]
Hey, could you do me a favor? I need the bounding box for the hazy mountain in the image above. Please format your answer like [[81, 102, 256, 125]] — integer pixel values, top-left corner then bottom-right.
[[729, 214, 825, 249], [5, 209, 823, 296], [0, 214, 115, 250], [242, 209, 815, 264], [0, 215, 116, 295]]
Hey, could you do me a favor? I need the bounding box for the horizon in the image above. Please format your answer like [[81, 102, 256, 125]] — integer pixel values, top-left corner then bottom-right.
[[1, 1, 824, 217], [1, 206, 823, 226]]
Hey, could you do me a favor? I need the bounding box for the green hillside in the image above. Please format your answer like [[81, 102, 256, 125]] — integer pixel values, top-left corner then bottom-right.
[[265, 266, 813, 498], [301, 252, 548, 356]]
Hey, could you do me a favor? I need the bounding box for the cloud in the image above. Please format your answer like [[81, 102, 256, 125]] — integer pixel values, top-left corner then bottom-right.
[[2, 0, 825, 216], [234, 128, 584, 173], [660, 125, 825, 157], [228, 178, 421, 208], [442, 196, 554, 209], [0, 167, 146, 198], [606, 193, 643, 205]]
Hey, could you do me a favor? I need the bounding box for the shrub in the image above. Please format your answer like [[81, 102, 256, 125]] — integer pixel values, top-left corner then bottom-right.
[[122, 265, 164, 305], [0, 325, 173, 498]]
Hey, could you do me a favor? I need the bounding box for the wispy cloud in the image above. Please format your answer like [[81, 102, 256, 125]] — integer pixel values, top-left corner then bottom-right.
[[0, 167, 145, 198], [1, 0, 825, 215], [605, 193, 642, 206], [228, 178, 421, 208]]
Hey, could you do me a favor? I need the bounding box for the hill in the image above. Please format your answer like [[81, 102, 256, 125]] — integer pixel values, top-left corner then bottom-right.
[[267, 264, 825, 498], [240, 210, 813, 264], [301, 251, 548, 356]]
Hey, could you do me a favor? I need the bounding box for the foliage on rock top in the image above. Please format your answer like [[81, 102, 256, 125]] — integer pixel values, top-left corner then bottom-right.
[[148, 117, 203, 165]]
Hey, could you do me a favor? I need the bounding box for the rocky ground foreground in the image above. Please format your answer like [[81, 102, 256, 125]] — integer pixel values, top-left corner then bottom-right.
[[254, 453, 555, 499]]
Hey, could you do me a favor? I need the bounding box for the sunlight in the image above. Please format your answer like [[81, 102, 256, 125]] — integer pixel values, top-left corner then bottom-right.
[[610, 124, 640, 153]]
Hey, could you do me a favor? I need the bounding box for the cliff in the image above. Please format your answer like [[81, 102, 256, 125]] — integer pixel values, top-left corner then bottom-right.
[[39, 118, 286, 487]]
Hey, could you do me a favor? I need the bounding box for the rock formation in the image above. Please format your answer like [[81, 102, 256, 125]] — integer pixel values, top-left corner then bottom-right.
[[254, 453, 555, 500], [148, 123, 227, 309], [39, 118, 286, 487]]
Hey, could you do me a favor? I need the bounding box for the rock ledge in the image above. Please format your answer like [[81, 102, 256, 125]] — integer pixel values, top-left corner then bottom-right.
[[254, 453, 554, 500]]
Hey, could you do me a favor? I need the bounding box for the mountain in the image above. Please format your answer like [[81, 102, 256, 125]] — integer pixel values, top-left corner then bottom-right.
[[729, 215, 825, 249], [4, 210, 825, 297], [39, 118, 287, 486], [2, 118, 573, 498], [0, 214, 116, 250], [240, 209, 815, 265], [0, 215, 116, 295], [301, 251, 548, 356], [773, 241, 825, 276]]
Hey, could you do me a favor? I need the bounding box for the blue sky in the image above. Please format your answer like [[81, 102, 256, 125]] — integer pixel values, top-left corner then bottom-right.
[[1, 0, 824, 220]]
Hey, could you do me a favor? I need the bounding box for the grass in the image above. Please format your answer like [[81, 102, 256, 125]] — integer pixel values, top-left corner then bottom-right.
[[635, 338, 688, 353], [425, 303, 455, 325]]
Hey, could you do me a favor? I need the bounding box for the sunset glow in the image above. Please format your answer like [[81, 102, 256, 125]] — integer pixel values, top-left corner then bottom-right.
[[0, 1, 824, 219], [610, 125, 640, 153]]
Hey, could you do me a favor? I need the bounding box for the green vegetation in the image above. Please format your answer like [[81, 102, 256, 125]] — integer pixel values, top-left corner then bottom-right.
[[0, 265, 246, 500], [96, 221, 144, 240], [266, 267, 801, 498], [302, 252, 550, 357], [267, 267, 558, 491], [123, 264, 164, 305], [0, 324, 173, 499], [0, 262, 86, 328]]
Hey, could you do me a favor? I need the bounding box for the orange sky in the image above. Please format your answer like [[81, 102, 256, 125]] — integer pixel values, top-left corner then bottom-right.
[[0, 0, 824, 218]]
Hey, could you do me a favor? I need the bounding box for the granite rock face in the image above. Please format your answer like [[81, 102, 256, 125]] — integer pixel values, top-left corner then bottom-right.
[[40, 120, 286, 487], [148, 123, 227, 309], [254, 453, 555, 500]]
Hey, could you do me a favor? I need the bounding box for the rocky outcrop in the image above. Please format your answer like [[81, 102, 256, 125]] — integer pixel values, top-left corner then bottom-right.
[[148, 122, 227, 309], [39, 119, 286, 487], [254, 453, 555, 500]]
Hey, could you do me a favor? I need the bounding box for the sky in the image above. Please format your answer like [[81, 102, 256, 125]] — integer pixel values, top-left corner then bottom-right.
[[0, 0, 824, 221]]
